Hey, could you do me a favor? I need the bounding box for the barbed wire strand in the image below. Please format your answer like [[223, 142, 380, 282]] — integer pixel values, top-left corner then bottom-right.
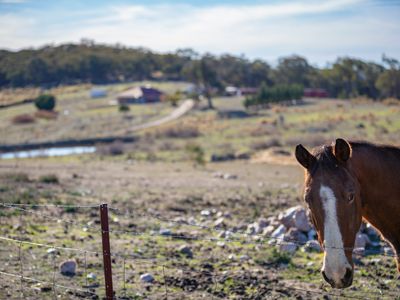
[[0, 270, 98, 296], [0, 202, 100, 208], [109, 207, 398, 257], [1, 204, 98, 230], [0, 236, 98, 255]]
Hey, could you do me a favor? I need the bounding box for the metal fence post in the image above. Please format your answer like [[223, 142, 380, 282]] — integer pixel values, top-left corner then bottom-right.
[[100, 203, 114, 300]]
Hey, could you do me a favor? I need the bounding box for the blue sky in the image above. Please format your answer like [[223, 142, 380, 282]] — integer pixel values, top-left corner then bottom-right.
[[0, 0, 399, 66]]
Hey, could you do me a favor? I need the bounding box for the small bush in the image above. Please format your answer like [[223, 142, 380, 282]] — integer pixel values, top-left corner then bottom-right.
[[39, 174, 59, 184], [269, 248, 292, 265], [382, 97, 400, 106], [156, 125, 200, 139], [1, 172, 30, 182], [12, 114, 35, 124], [185, 143, 205, 166], [251, 138, 281, 151], [119, 104, 130, 112], [34, 94, 56, 111], [97, 141, 125, 156]]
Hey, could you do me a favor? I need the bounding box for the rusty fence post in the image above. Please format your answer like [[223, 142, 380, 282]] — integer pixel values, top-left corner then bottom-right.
[[100, 203, 114, 300]]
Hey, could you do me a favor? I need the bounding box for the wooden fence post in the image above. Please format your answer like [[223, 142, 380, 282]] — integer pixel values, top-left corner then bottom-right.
[[100, 203, 114, 300]]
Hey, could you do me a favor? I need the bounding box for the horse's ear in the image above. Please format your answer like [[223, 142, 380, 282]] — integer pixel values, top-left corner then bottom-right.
[[334, 138, 352, 162], [295, 144, 316, 170]]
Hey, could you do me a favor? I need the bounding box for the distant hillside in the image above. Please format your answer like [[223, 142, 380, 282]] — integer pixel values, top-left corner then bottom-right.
[[0, 42, 399, 99]]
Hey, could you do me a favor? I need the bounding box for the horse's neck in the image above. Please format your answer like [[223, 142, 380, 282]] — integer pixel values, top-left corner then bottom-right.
[[351, 145, 400, 242]]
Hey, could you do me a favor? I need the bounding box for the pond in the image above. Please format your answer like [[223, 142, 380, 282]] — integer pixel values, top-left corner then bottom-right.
[[0, 146, 96, 159]]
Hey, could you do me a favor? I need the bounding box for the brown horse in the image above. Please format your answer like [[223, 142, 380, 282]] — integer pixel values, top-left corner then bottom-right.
[[295, 138, 400, 288]]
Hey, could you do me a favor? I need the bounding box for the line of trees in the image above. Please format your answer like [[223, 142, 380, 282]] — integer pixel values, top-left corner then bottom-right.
[[243, 83, 303, 109], [0, 41, 399, 100]]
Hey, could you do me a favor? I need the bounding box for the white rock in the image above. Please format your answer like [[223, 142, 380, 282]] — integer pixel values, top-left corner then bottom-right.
[[307, 229, 317, 240], [257, 218, 269, 229], [355, 233, 371, 248], [86, 273, 97, 280], [304, 240, 322, 253], [284, 228, 308, 244], [140, 273, 154, 283], [47, 248, 58, 255], [200, 210, 211, 217], [365, 223, 379, 238], [262, 225, 276, 237], [239, 255, 250, 261], [279, 242, 297, 254], [278, 206, 312, 232], [159, 228, 172, 236], [214, 217, 225, 228], [271, 224, 286, 239], [223, 173, 237, 180], [353, 247, 365, 256], [178, 245, 193, 258], [59, 260, 77, 276], [293, 209, 312, 232]]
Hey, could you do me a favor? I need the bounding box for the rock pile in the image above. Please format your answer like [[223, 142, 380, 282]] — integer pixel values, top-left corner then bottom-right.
[[245, 205, 382, 256]]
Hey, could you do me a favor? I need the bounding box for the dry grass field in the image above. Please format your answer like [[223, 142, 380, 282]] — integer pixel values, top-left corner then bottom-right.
[[0, 84, 400, 299]]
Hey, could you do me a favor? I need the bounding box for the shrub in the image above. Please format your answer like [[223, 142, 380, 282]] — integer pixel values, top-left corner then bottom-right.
[[34, 94, 56, 111], [39, 174, 59, 184], [12, 114, 35, 124], [156, 124, 200, 139], [119, 104, 130, 112], [251, 138, 282, 151], [185, 143, 205, 166]]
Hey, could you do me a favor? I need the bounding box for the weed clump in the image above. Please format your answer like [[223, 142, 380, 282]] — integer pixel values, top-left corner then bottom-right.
[[39, 174, 59, 184]]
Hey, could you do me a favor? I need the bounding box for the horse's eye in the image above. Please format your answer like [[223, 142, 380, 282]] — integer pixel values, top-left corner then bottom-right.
[[348, 193, 355, 203]]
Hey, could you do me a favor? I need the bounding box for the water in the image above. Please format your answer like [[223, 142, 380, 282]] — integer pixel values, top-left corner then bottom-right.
[[0, 146, 96, 159]]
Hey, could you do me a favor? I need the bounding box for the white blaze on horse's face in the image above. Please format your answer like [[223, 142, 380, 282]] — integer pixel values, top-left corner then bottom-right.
[[319, 185, 352, 288]]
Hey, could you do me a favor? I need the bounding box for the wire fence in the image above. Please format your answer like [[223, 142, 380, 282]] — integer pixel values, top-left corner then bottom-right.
[[0, 202, 399, 300]]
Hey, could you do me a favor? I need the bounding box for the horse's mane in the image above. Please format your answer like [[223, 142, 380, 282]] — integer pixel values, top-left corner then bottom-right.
[[310, 141, 400, 175]]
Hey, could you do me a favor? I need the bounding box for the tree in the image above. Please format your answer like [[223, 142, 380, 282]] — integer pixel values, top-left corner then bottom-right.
[[35, 94, 56, 111]]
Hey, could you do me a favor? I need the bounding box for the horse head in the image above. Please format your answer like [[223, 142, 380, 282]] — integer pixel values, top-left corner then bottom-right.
[[295, 138, 362, 288]]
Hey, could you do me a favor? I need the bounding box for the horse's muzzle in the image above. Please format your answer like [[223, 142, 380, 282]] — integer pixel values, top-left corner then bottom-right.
[[321, 268, 353, 288]]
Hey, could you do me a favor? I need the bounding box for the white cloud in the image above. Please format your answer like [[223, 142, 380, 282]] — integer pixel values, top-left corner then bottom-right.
[[0, 0, 399, 65]]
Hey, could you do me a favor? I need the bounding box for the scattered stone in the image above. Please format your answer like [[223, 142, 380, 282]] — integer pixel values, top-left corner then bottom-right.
[[307, 229, 317, 240], [228, 254, 236, 261], [86, 273, 97, 280], [214, 217, 226, 228], [279, 242, 297, 254], [271, 224, 286, 239], [257, 218, 269, 229], [383, 247, 394, 256], [365, 223, 379, 237], [262, 225, 276, 237], [278, 206, 312, 232], [178, 245, 193, 258], [47, 248, 58, 255], [353, 247, 365, 256], [304, 240, 322, 253], [284, 228, 308, 244], [355, 233, 371, 248], [217, 241, 226, 248], [32, 283, 52, 292], [223, 173, 237, 180], [239, 255, 250, 261], [140, 273, 154, 283], [59, 260, 77, 276], [200, 210, 211, 217], [159, 228, 172, 236]]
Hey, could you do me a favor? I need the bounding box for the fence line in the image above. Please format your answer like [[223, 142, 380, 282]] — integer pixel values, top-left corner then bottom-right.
[[109, 207, 398, 257], [0, 271, 97, 296], [1, 202, 399, 299], [1, 204, 95, 228], [0, 236, 98, 255]]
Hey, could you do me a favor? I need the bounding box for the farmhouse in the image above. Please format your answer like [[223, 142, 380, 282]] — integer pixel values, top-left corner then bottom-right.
[[117, 86, 165, 104]]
